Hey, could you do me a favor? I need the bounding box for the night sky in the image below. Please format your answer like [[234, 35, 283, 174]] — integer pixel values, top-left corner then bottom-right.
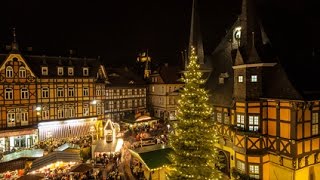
[[1, 0, 320, 67]]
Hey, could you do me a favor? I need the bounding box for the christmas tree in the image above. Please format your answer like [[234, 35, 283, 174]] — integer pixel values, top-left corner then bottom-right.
[[168, 46, 223, 179]]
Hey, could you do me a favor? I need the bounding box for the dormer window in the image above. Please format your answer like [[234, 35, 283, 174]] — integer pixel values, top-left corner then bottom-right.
[[57, 67, 63, 76], [251, 75, 257, 82], [42, 67, 48, 75], [68, 67, 74, 76], [238, 75, 244, 83], [83, 68, 89, 76], [6, 66, 13, 77]]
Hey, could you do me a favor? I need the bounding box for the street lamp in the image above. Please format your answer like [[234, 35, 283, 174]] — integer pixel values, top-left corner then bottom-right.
[[89, 126, 96, 143]]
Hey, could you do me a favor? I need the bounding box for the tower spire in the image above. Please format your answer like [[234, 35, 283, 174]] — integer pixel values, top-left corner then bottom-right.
[[187, 0, 204, 69], [11, 28, 19, 52]]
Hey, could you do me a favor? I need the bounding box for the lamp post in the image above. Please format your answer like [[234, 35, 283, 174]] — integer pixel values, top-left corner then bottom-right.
[[89, 126, 96, 144]]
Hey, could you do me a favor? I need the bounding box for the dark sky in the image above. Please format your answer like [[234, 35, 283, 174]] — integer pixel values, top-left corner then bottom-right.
[[1, 0, 320, 67]]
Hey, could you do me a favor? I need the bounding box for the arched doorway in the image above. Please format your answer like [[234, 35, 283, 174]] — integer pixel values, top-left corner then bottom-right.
[[218, 150, 230, 177]]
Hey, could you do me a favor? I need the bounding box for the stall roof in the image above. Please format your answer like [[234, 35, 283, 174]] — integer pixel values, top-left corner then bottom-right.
[[29, 151, 81, 172], [122, 114, 159, 124], [129, 144, 172, 170], [69, 163, 93, 173], [54, 143, 80, 152]]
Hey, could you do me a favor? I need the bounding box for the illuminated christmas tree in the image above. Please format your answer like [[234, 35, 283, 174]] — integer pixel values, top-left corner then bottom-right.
[[169, 46, 223, 179]]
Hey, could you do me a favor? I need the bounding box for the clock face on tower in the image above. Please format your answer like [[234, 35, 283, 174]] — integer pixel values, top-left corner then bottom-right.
[[234, 27, 241, 41]]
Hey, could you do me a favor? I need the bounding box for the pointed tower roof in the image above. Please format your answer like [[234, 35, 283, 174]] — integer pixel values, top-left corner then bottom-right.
[[11, 28, 19, 53], [238, 0, 263, 64], [187, 0, 204, 68]]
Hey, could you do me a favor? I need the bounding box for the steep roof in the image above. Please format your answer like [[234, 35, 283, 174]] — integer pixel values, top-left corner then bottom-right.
[[205, 0, 317, 107], [106, 67, 146, 86]]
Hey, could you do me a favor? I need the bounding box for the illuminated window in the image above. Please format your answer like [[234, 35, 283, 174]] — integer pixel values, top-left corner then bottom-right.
[[21, 88, 29, 99], [236, 161, 245, 172], [42, 108, 49, 120], [57, 87, 64, 97], [83, 87, 89, 96], [249, 115, 259, 131], [251, 75, 258, 82], [152, 86, 155, 93], [249, 164, 260, 179], [57, 67, 63, 76], [7, 111, 15, 127], [96, 87, 101, 96], [5, 88, 13, 100], [42, 87, 49, 98], [68, 67, 74, 76], [238, 75, 243, 83], [217, 113, 222, 123], [237, 114, 245, 129], [97, 104, 101, 115], [134, 99, 138, 107], [18, 110, 28, 126], [161, 86, 165, 93], [83, 104, 89, 116], [134, 89, 137, 95], [139, 99, 142, 106], [19, 67, 26, 78], [42, 67, 48, 75], [6, 66, 13, 77], [58, 108, 64, 118], [68, 87, 74, 97], [139, 89, 142, 95], [66, 106, 75, 118], [312, 112, 319, 135], [83, 68, 89, 76], [224, 113, 230, 124]]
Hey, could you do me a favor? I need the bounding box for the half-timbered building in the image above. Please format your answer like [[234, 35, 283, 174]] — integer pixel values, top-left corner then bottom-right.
[[189, 0, 320, 179], [0, 33, 108, 152]]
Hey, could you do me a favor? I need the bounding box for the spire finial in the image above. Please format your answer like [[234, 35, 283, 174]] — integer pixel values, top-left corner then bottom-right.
[[11, 27, 19, 52]]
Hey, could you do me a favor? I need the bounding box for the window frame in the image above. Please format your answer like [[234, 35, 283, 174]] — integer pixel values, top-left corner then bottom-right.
[[238, 75, 244, 83], [83, 68, 89, 76], [57, 87, 64, 97], [68, 87, 75, 97], [312, 112, 319, 135], [251, 75, 258, 82], [57, 67, 64, 76], [249, 164, 260, 179], [83, 87, 89, 96], [6, 66, 13, 77], [42, 66, 48, 75], [42, 87, 49, 98], [236, 160, 245, 173], [249, 115, 259, 132], [19, 67, 26, 78], [68, 67, 74, 76], [237, 114, 245, 129], [21, 88, 29, 99], [5, 88, 13, 100]]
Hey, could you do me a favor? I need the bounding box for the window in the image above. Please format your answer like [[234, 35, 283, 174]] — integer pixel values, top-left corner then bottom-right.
[[65, 106, 75, 118], [57, 87, 64, 97], [57, 67, 63, 76], [134, 99, 138, 107], [5, 88, 13, 100], [42, 88, 49, 98], [238, 75, 243, 83], [249, 115, 259, 131], [83, 104, 89, 116], [7, 112, 15, 127], [237, 114, 245, 129], [312, 112, 319, 135], [161, 86, 165, 93], [152, 86, 155, 93], [68, 87, 74, 97], [83, 68, 89, 76], [96, 87, 101, 96], [21, 88, 29, 99], [134, 89, 137, 95], [19, 67, 26, 78], [42, 109, 49, 120], [68, 67, 74, 76], [224, 113, 230, 124], [249, 164, 259, 179], [6, 66, 13, 77], [83, 87, 89, 96], [217, 113, 222, 123], [58, 108, 64, 118], [42, 67, 48, 75], [19, 111, 28, 126], [237, 161, 245, 172], [251, 75, 258, 82], [139, 99, 142, 106]]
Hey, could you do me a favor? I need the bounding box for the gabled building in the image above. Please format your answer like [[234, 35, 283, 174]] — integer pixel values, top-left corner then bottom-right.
[[105, 67, 147, 122], [0, 32, 108, 152], [189, 0, 320, 179], [148, 63, 184, 121]]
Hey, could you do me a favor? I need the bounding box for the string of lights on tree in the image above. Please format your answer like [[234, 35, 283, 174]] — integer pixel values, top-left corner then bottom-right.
[[168, 46, 223, 180]]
